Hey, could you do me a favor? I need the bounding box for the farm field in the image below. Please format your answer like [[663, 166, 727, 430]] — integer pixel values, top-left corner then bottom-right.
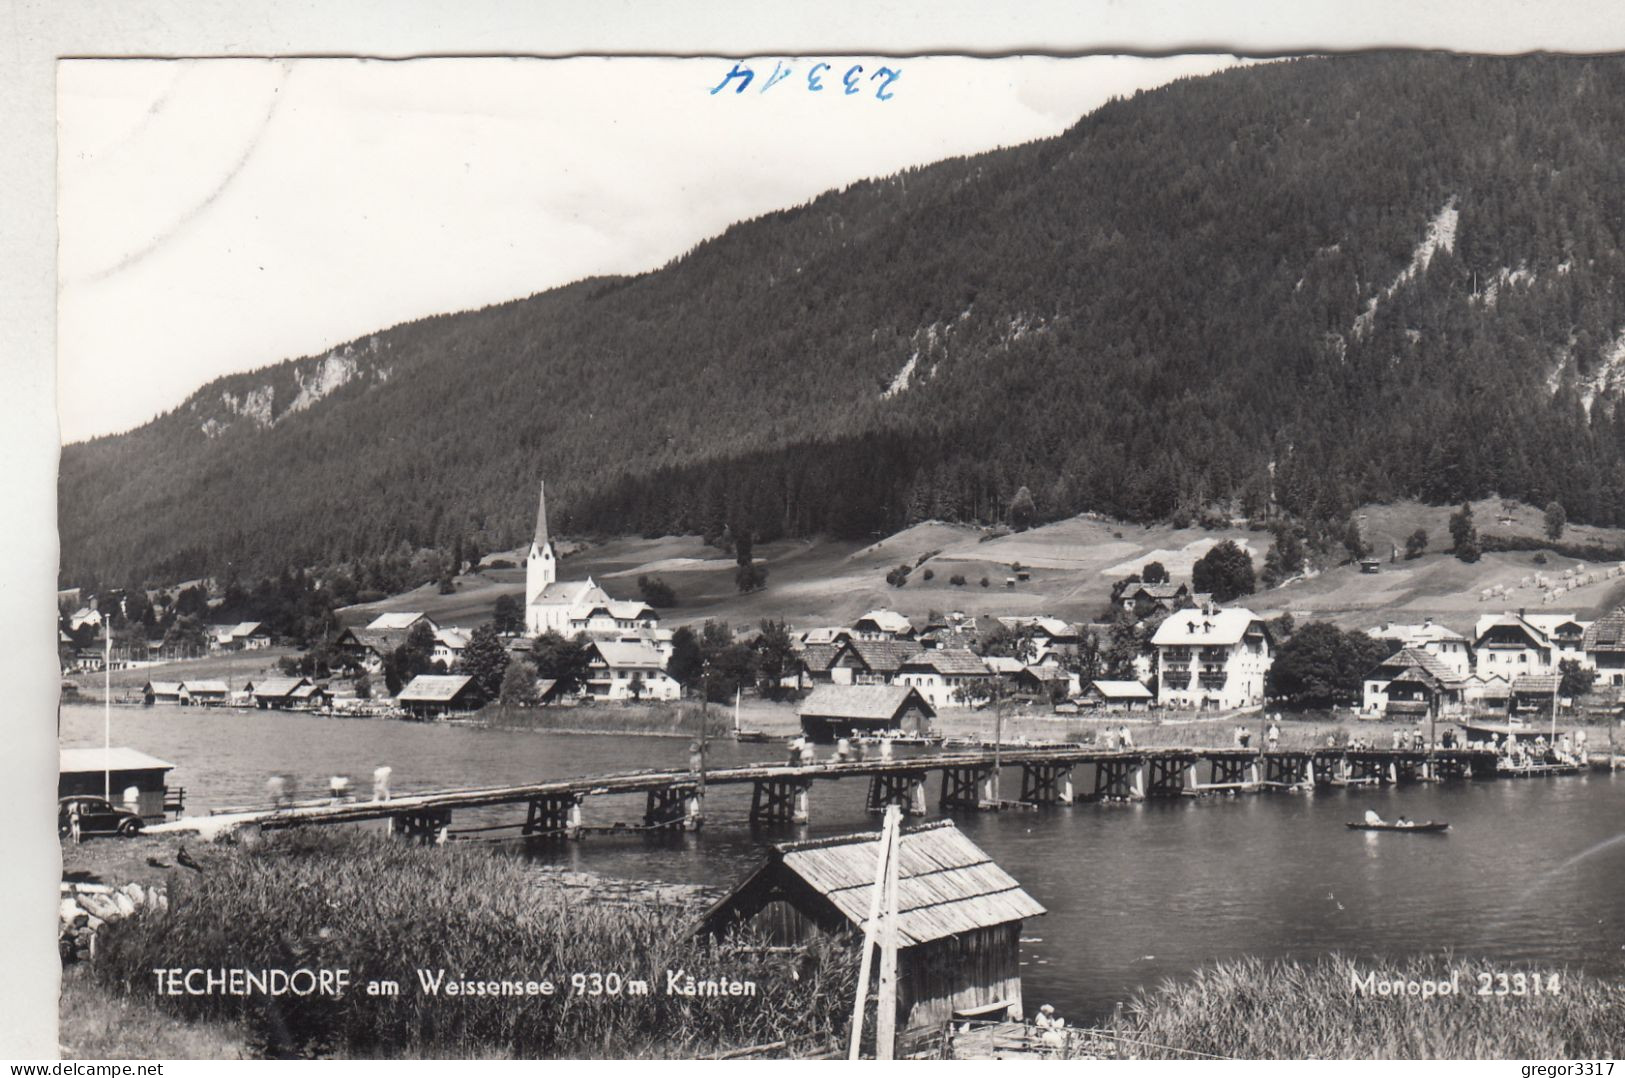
[[339, 498, 1625, 638]]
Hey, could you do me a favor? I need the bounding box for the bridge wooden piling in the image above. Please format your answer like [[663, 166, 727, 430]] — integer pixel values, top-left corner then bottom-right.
[[749, 778, 810, 825], [937, 766, 988, 812], [1017, 763, 1074, 805], [522, 793, 584, 840], [868, 770, 929, 815], [644, 783, 702, 831], [391, 807, 452, 844]]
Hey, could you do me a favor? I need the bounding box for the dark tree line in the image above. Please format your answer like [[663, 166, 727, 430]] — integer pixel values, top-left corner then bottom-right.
[[58, 54, 1625, 589]]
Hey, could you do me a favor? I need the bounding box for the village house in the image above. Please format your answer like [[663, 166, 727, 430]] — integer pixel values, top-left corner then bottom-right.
[[582, 640, 682, 701], [1360, 647, 1468, 718], [397, 673, 481, 718], [993, 616, 1080, 665], [892, 648, 992, 709], [1583, 606, 1625, 686], [850, 609, 917, 641], [431, 627, 470, 669], [1008, 665, 1073, 701], [797, 684, 935, 741], [1367, 619, 1473, 677], [1119, 582, 1194, 616], [1520, 613, 1591, 668], [1471, 612, 1559, 674], [1151, 606, 1273, 711], [696, 820, 1045, 1036], [366, 611, 440, 634], [566, 601, 661, 638], [1080, 680, 1154, 712], [210, 621, 271, 651], [829, 638, 924, 686], [333, 627, 397, 673], [797, 641, 844, 686], [1463, 670, 1513, 713], [800, 626, 853, 648]]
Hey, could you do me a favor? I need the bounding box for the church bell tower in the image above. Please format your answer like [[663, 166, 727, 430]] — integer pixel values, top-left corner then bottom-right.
[[526, 480, 556, 603]]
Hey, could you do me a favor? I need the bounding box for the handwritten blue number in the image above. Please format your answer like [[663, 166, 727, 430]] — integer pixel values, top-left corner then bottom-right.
[[709, 62, 754, 95], [871, 67, 901, 100]]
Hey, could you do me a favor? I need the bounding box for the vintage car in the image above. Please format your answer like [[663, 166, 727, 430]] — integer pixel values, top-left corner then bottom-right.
[[58, 795, 144, 838]]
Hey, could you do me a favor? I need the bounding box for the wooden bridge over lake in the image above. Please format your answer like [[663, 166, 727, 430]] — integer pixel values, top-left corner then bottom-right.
[[173, 744, 1587, 843]]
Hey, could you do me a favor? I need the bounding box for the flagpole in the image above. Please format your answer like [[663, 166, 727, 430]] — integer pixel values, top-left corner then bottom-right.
[[104, 623, 112, 800]]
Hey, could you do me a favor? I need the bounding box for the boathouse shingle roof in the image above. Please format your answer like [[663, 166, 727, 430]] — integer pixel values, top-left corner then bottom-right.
[[397, 674, 475, 702], [698, 820, 1044, 947], [60, 747, 176, 773], [1088, 680, 1154, 700], [798, 684, 934, 722]]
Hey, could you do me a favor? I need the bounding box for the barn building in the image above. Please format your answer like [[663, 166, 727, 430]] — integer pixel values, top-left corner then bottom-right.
[[797, 684, 936, 742], [696, 820, 1045, 1036]]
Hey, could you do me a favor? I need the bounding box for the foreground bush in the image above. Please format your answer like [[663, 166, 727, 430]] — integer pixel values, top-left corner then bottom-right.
[[91, 830, 856, 1058], [1108, 955, 1625, 1059]]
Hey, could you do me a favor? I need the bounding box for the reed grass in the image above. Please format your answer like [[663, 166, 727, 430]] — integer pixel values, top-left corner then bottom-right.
[[89, 829, 856, 1058], [1104, 954, 1625, 1059], [477, 702, 736, 738]]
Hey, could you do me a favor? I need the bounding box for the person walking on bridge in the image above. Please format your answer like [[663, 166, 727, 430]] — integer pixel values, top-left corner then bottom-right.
[[1266, 720, 1280, 751], [372, 765, 392, 802]]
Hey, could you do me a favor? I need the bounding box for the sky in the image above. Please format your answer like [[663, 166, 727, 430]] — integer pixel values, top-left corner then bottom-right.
[[56, 55, 1241, 443]]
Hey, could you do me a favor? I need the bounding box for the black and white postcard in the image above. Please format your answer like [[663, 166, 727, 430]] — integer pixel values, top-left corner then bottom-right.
[[25, 6, 1625, 1065]]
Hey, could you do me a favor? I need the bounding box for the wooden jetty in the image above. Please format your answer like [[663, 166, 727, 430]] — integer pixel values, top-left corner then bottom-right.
[[154, 742, 1596, 843]]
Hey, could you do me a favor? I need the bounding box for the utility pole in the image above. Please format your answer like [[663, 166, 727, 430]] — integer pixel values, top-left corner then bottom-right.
[[103, 621, 111, 800], [875, 804, 901, 1061], [848, 805, 900, 1060], [991, 680, 1004, 805]]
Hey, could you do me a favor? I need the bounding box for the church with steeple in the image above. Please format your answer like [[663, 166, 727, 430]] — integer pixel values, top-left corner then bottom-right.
[[523, 480, 662, 641]]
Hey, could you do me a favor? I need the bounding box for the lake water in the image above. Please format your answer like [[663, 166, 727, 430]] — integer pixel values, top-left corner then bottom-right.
[[61, 703, 1625, 1021]]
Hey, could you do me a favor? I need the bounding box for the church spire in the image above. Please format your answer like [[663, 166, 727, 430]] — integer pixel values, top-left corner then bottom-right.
[[534, 480, 549, 549]]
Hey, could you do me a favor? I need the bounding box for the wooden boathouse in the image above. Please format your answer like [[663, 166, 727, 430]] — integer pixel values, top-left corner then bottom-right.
[[798, 684, 936, 742], [59, 747, 179, 821], [696, 820, 1044, 1033]]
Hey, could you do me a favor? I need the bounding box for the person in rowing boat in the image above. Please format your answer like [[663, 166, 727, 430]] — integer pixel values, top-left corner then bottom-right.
[[1395, 815, 1414, 828], [1364, 809, 1384, 826]]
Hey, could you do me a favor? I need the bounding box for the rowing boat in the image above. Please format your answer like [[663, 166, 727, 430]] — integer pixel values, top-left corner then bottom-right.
[[1345, 821, 1449, 833]]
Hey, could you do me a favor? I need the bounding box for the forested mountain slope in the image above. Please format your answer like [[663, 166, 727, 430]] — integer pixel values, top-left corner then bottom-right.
[[60, 53, 1625, 586]]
